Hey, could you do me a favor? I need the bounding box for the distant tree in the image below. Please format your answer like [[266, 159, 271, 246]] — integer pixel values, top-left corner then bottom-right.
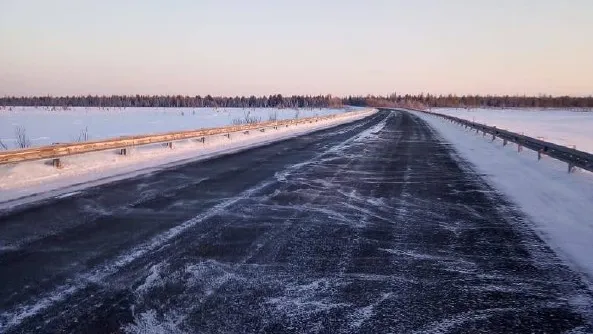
[[14, 126, 31, 148]]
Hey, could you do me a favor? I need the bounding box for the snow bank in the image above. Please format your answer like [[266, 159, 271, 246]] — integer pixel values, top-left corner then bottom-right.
[[0, 106, 359, 149], [0, 109, 376, 209], [413, 110, 593, 284], [431, 108, 593, 154]]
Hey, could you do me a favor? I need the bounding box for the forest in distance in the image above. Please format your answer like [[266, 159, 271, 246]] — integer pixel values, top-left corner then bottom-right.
[[1, 93, 592, 110]]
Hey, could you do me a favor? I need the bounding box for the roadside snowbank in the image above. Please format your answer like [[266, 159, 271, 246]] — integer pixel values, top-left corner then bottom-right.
[[0, 109, 376, 209], [431, 108, 593, 154], [413, 110, 593, 283]]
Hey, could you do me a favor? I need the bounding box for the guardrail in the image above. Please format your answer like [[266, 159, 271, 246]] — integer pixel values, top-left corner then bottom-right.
[[382, 108, 593, 173], [0, 110, 370, 166]]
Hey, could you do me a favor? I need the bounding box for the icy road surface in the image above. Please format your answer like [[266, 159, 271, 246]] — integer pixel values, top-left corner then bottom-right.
[[0, 110, 592, 333]]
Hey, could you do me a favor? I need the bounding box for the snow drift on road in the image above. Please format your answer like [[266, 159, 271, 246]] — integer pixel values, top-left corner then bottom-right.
[[413, 110, 593, 285]]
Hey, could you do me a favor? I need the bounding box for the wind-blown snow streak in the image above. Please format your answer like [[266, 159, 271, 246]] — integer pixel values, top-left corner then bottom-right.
[[0, 179, 274, 331]]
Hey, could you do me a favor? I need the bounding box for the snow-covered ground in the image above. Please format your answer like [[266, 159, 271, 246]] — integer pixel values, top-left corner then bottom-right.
[[0, 107, 357, 149], [413, 110, 593, 285], [431, 108, 593, 154], [0, 109, 376, 209]]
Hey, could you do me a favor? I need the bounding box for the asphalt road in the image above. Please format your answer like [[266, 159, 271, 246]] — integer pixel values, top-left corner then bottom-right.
[[1, 110, 592, 333]]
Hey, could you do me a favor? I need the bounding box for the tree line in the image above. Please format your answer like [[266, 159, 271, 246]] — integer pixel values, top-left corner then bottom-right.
[[346, 94, 593, 109], [1, 94, 591, 110], [0, 94, 342, 109]]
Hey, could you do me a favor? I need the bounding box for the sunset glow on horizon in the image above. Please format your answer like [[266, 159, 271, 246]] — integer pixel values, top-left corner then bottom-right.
[[1, 0, 592, 97]]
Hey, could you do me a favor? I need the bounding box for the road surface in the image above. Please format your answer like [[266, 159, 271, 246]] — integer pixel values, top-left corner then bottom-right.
[[1, 110, 592, 333]]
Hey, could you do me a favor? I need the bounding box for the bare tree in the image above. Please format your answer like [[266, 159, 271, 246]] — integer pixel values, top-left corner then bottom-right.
[[76, 127, 90, 142], [15, 126, 31, 148], [268, 110, 278, 122], [231, 110, 262, 125], [0, 139, 8, 150]]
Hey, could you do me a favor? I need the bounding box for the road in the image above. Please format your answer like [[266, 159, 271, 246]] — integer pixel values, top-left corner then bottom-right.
[[0, 110, 592, 333]]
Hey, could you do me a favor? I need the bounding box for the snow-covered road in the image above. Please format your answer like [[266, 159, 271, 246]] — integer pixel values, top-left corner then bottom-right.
[[1, 110, 591, 333]]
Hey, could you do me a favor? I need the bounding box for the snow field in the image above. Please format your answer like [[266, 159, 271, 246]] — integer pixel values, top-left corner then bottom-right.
[[413, 110, 593, 285], [431, 108, 593, 154], [0, 106, 357, 149]]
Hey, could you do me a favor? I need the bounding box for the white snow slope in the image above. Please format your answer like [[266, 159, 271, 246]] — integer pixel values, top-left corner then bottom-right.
[[0, 106, 357, 149], [431, 108, 593, 154], [0, 109, 376, 209], [413, 110, 593, 285]]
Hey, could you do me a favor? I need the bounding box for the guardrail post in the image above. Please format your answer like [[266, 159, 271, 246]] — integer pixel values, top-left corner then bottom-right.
[[518, 143, 523, 152], [568, 163, 575, 173], [119, 148, 128, 156], [225, 133, 231, 139], [503, 139, 508, 146], [52, 158, 62, 168], [538, 149, 543, 160]]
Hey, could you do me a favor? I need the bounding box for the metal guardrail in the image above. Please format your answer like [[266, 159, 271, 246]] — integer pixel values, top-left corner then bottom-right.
[[382, 108, 593, 173], [0, 110, 371, 165]]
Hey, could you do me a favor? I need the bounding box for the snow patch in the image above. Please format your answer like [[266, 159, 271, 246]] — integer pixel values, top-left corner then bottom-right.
[[123, 309, 187, 334], [349, 293, 392, 329], [266, 279, 349, 317], [135, 263, 166, 297]]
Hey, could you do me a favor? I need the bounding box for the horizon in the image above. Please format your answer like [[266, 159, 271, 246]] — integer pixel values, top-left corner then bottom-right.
[[1, 0, 593, 97], [2, 92, 593, 99]]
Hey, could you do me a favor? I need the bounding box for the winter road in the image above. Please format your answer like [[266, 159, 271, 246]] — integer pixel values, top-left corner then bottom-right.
[[0, 110, 592, 333]]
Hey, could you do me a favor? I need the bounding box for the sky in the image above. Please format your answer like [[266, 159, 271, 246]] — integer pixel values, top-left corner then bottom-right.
[[0, 0, 592, 97]]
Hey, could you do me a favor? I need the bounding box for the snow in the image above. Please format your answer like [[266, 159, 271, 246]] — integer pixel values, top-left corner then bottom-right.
[[431, 108, 593, 154], [0, 106, 359, 148], [0, 109, 376, 209], [413, 110, 593, 285]]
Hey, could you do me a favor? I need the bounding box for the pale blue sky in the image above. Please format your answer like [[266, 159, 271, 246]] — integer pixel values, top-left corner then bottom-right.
[[1, 0, 592, 96]]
